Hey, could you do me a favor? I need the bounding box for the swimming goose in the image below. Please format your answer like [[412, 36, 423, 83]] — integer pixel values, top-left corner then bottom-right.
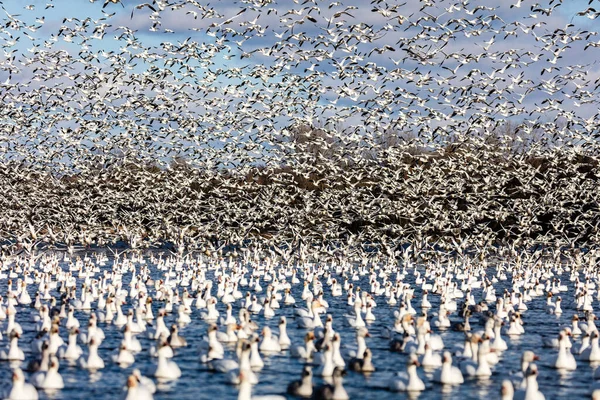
[[331, 333, 345, 368], [278, 317, 291, 349], [388, 353, 425, 392], [298, 300, 323, 329], [5, 308, 23, 336], [132, 369, 156, 394], [316, 343, 335, 377], [283, 289, 296, 305], [548, 296, 562, 315], [249, 334, 264, 369], [313, 367, 349, 400], [513, 351, 539, 389], [420, 343, 442, 368], [502, 380, 515, 400], [65, 307, 80, 330], [237, 370, 286, 400], [123, 373, 154, 400], [460, 336, 492, 377], [347, 301, 366, 328], [551, 331, 576, 370], [507, 315, 524, 336], [581, 330, 600, 361], [152, 341, 181, 380], [259, 326, 281, 353], [580, 313, 598, 334], [287, 365, 313, 398], [220, 340, 258, 385], [79, 314, 105, 345], [345, 327, 370, 359], [290, 332, 316, 360], [432, 351, 464, 385], [4, 368, 38, 400], [199, 324, 224, 360], [112, 343, 135, 366], [57, 328, 83, 360], [514, 364, 545, 400], [0, 331, 25, 361], [217, 323, 240, 344], [348, 348, 375, 373], [569, 315, 582, 336], [78, 338, 105, 370], [491, 320, 508, 351], [168, 324, 188, 348], [177, 304, 191, 325], [32, 356, 64, 390]]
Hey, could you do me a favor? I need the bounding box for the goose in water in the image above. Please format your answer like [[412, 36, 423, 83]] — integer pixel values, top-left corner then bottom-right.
[[514, 364, 545, 400], [290, 332, 316, 360], [460, 336, 492, 378], [432, 351, 464, 385], [32, 356, 64, 390], [551, 331, 577, 370], [151, 341, 182, 380], [502, 380, 515, 400], [313, 367, 349, 400], [168, 324, 188, 348], [131, 369, 156, 394], [237, 370, 286, 400], [344, 327, 369, 359], [112, 343, 136, 366], [581, 330, 600, 362], [388, 353, 425, 392], [0, 331, 25, 361], [316, 343, 335, 377], [123, 373, 154, 400], [348, 348, 375, 373], [278, 317, 291, 349], [58, 327, 83, 360], [286, 365, 313, 398], [199, 324, 224, 361], [568, 315, 582, 336], [297, 300, 323, 329], [249, 334, 265, 369], [580, 313, 598, 335], [4, 368, 38, 400], [78, 337, 105, 370], [512, 351, 539, 389], [420, 343, 442, 368], [223, 340, 259, 385], [259, 326, 281, 353]]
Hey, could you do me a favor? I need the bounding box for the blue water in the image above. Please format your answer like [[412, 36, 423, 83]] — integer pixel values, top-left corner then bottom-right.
[[0, 252, 593, 399]]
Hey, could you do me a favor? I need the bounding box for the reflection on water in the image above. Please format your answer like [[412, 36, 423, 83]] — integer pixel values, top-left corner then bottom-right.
[[88, 371, 102, 383], [475, 376, 493, 398]]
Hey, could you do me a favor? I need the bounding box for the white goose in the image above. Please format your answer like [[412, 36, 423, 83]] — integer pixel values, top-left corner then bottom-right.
[[123, 374, 154, 400], [432, 351, 464, 385], [32, 356, 64, 390], [259, 326, 281, 353], [388, 353, 425, 392], [151, 341, 182, 380], [4, 368, 38, 400], [551, 331, 576, 370], [514, 364, 545, 400], [78, 338, 105, 370]]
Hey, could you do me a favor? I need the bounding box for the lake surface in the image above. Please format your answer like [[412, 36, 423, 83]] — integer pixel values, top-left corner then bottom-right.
[[0, 251, 594, 399]]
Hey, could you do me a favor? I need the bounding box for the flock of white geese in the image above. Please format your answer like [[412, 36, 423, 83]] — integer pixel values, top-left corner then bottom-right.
[[0, 247, 600, 399]]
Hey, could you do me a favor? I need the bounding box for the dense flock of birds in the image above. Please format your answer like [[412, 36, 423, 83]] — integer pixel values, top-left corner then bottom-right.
[[1, 1, 600, 398], [0, 0, 599, 253], [1, 245, 600, 399]]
